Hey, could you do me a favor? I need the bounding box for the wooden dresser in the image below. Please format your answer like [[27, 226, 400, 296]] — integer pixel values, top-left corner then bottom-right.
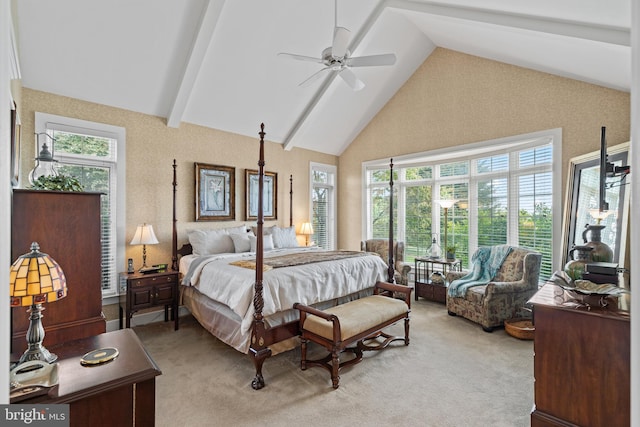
[[11, 189, 106, 352], [529, 283, 630, 427]]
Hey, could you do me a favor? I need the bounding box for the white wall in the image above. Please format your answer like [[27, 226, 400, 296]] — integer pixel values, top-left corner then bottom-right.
[[1, 0, 15, 403], [630, 0, 639, 424]]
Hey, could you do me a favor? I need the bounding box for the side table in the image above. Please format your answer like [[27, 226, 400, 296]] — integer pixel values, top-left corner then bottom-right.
[[414, 257, 462, 303], [119, 270, 180, 330], [11, 329, 162, 426]]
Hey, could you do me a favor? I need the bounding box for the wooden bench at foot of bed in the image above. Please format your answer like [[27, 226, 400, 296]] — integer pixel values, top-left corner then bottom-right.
[[293, 281, 412, 389]]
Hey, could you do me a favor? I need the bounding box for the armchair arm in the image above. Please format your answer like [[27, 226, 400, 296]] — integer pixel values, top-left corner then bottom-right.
[[394, 261, 412, 285], [446, 270, 468, 283], [485, 280, 534, 295]]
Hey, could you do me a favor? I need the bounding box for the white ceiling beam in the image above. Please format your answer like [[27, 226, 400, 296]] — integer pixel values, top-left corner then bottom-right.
[[388, 0, 630, 46], [167, 0, 225, 128]]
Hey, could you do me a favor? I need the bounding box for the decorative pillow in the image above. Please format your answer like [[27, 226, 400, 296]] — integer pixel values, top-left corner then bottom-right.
[[226, 225, 249, 235], [249, 234, 274, 252], [251, 225, 274, 236], [187, 225, 248, 255], [230, 232, 252, 253], [271, 226, 299, 248]]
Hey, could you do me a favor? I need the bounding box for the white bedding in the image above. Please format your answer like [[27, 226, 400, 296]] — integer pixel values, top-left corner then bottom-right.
[[180, 247, 388, 337]]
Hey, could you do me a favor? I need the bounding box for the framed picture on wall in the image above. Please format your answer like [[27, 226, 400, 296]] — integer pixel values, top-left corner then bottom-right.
[[245, 169, 277, 220], [195, 163, 235, 221]]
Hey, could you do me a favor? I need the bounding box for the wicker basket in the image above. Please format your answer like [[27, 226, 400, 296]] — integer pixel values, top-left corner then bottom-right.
[[504, 318, 535, 340]]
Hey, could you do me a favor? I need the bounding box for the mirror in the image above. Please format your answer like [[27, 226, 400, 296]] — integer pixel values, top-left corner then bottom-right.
[[561, 141, 630, 269]]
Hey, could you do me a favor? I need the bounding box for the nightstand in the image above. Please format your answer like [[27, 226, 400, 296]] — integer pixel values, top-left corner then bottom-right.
[[11, 329, 161, 426], [119, 270, 180, 330]]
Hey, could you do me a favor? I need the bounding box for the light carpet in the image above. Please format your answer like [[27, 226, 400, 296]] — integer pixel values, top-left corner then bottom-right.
[[134, 299, 534, 427]]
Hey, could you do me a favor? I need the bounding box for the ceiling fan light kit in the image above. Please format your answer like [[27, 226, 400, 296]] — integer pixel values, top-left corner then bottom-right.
[[278, 0, 396, 91]]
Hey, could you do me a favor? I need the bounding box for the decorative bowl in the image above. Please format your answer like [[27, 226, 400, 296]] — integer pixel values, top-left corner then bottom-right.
[[504, 318, 535, 340]]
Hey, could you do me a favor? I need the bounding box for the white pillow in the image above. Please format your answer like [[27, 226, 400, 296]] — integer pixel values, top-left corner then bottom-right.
[[249, 234, 274, 252], [251, 225, 274, 236], [271, 226, 299, 248], [188, 226, 246, 255], [230, 232, 251, 253], [226, 225, 249, 235]]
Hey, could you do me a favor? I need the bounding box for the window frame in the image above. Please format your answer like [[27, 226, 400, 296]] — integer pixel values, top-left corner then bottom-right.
[[310, 162, 337, 250], [362, 129, 562, 277], [35, 112, 126, 299]]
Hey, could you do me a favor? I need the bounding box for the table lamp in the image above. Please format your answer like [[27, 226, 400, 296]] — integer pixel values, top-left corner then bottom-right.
[[300, 222, 314, 246], [130, 223, 159, 270], [9, 242, 68, 364]]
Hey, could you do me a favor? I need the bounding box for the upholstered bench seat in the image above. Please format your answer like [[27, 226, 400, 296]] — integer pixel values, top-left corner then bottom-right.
[[303, 295, 408, 341], [294, 281, 411, 389]]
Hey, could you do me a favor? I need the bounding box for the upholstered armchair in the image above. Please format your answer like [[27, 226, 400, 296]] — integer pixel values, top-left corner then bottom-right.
[[445, 245, 542, 332], [361, 239, 412, 285]]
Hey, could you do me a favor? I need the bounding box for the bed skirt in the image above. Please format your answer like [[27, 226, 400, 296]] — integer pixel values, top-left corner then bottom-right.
[[180, 285, 375, 354]]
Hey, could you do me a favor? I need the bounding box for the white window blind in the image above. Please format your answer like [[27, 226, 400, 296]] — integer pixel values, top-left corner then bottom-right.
[[311, 163, 336, 250], [364, 130, 558, 281]]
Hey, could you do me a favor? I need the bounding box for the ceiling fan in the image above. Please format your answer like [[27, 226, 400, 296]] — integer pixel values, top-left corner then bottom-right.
[[278, 0, 396, 91]]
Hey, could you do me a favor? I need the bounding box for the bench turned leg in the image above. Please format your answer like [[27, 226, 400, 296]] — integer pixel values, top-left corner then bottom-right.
[[331, 349, 340, 389], [300, 338, 308, 370], [404, 316, 410, 345]]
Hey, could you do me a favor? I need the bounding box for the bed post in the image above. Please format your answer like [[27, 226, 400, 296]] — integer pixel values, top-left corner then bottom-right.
[[289, 174, 293, 227], [171, 159, 179, 272], [249, 123, 272, 390], [387, 158, 395, 283]]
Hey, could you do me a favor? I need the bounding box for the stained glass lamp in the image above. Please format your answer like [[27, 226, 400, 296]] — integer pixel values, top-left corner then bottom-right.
[[9, 242, 68, 364]]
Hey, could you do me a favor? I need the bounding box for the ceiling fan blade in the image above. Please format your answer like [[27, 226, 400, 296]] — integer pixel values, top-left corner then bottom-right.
[[347, 53, 397, 67], [299, 67, 330, 87], [278, 53, 323, 64], [332, 26, 350, 59], [339, 68, 365, 91]]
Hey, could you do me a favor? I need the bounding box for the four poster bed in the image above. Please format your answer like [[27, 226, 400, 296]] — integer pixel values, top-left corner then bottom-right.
[[171, 124, 398, 389]]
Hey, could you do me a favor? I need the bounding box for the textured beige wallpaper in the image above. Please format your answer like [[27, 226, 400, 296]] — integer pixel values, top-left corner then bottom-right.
[[338, 48, 630, 250], [19, 88, 337, 269]]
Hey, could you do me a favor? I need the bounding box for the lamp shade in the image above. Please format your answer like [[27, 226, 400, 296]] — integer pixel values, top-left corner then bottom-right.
[[9, 242, 67, 307], [435, 199, 459, 209], [300, 222, 314, 235], [130, 223, 159, 245]]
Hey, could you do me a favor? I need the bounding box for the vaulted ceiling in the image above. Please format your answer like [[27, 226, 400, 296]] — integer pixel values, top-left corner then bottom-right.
[[15, 0, 631, 155]]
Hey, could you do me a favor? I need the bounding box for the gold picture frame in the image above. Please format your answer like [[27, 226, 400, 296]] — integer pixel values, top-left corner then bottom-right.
[[195, 163, 235, 221], [245, 169, 277, 220]]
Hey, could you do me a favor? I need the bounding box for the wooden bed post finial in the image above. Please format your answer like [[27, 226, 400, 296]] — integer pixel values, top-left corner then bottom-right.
[[289, 174, 293, 227], [388, 158, 395, 283]]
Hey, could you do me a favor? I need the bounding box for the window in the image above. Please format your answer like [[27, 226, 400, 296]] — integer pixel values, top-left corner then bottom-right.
[[310, 163, 336, 249], [35, 113, 125, 297], [364, 130, 560, 281]]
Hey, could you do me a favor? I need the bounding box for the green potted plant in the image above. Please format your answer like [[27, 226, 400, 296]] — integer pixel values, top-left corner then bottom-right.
[[446, 244, 456, 260], [30, 174, 84, 192]]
